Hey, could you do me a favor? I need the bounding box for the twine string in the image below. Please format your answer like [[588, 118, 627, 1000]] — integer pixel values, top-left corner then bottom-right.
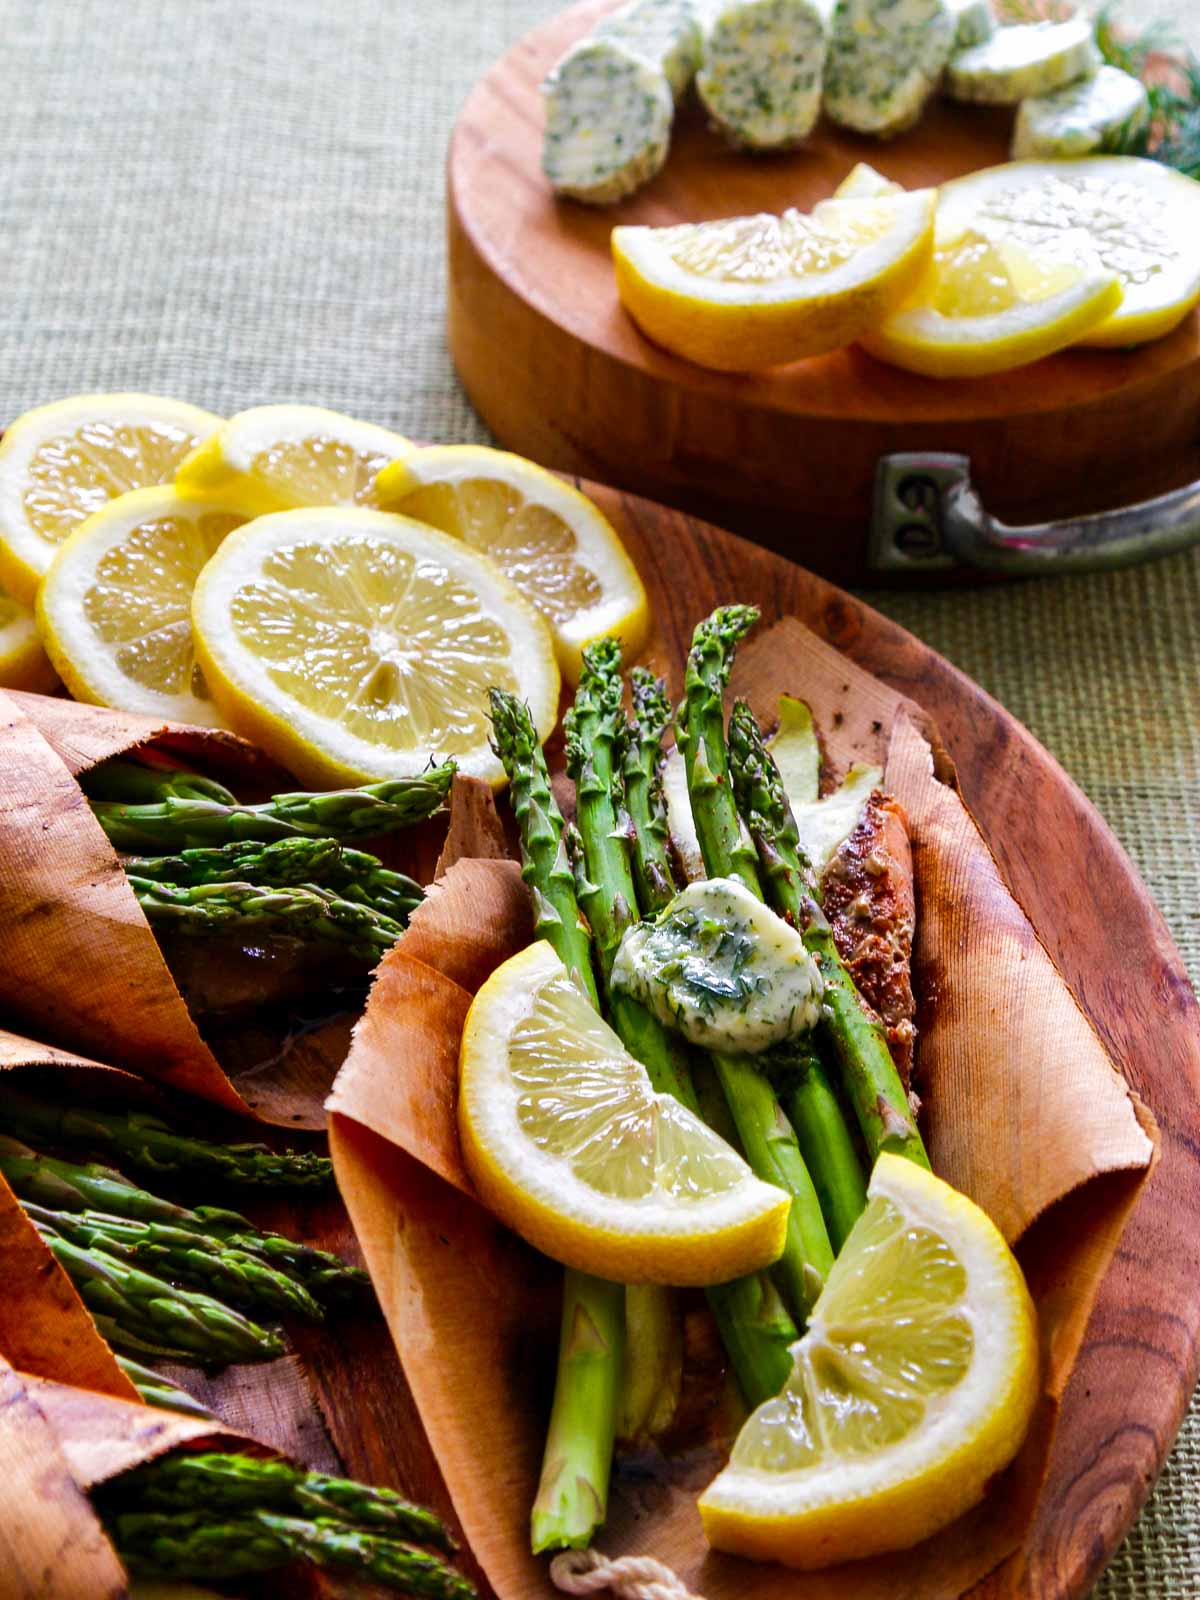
[[550, 1548, 706, 1600]]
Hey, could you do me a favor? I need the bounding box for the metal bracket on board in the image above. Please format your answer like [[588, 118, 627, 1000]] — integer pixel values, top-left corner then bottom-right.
[[869, 451, 1200, 577]]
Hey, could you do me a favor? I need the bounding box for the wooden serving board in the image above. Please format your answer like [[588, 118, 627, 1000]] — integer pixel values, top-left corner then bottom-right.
[[254, 480, 1200, 1599], [447, 0, 1200, 583]]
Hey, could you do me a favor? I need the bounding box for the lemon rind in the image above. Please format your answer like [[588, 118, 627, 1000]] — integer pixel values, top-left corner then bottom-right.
[[191, 506, 560, 788]]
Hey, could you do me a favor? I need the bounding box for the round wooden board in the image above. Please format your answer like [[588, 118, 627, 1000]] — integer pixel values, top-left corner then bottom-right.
[[301, 481, 1198, 1599], [447, 0, 1200, 583]]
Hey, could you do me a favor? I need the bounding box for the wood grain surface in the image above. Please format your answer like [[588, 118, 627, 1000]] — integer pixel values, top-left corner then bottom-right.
[[446, 0, 1200, 582], [8, 489, 1196, 1597], [312, 482, 1198, 1599]]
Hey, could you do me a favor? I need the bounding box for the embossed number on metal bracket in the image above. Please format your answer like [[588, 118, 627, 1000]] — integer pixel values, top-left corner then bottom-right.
[[869, 452, 1200, 576]]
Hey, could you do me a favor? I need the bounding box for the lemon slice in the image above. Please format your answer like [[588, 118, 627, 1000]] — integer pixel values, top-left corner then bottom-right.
[[191, 507, 559, 786], [459, 941, 790, 1284], [36, 487, 247, 724], [861, 228, 1123, 377], [176, 404, 414, 516], [933, 157, 1200, 347], [0, 394, 222, 606], [374, 445, 649, 683], [611, 189, 936, 370], [0, 585, 58, 694], [699, 1154, 1038, 1568]]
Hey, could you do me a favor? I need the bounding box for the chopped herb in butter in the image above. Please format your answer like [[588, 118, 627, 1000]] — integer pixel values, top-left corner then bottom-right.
[[612, 876, 824, 1053], [697, 0, 834, 150]]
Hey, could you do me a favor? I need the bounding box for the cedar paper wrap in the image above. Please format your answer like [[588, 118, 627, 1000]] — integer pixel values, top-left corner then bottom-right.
[[0, 688, 481, 1127], [327, 617, 1157, 1600]]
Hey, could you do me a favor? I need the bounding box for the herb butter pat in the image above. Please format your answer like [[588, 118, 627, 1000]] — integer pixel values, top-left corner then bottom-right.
[[596, 0, 703, 103], [612, 876, 824, 1053], [824, 0, 955, 138], [697, 0, 835, 150], [542, 39, 674, 205]]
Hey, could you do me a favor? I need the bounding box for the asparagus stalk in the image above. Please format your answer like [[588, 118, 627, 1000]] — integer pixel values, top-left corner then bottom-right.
[[22, 1202, 323, 1322], [111, 1510, 476, 1596], [90, 765, 455, 852], [111, 1453, 455, 1551], [35, 1224, 284, 1365], [129, 876, 405, 963], [622, 664, 798, 1407], [0, 1139, 368, 1304], [489, 689, 623, 1554], [125, 837, 424, 924], [0, 1087, 332, 1189], [81, 760, 237, 806], [727, 700, 930, 1171], [764, 1042, 867, 1252], [564, 642, 697, 1111], [676, 608, 833, 1320], [115, 1357, 216, 1419], [624, 668, 678, 915]]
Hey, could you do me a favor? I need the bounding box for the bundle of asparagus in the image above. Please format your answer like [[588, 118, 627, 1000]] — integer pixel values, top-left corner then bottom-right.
[[0, 1089, 368, 1380], [80, 756, 450, 967], [94, 1451, 475, 1594], [488, 607, 928, 1554]]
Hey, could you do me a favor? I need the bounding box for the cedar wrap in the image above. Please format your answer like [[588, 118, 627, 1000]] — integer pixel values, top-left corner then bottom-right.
[[0, 689, 483, 1126], [327, 617, 1156, 1600]]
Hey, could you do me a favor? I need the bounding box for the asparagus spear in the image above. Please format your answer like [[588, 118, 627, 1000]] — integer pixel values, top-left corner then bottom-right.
[[676, 607, 833, 1320], [81, 760, 237, 806], [564, 642, 697, 1111], [0, 1140, 368, 1304], [624, 668, 678, 915], [112, 1511, 476, 1597], [35, 1224, 283, 1365], [115, 1356, 216, 1419], [489, 689, 623, 1555], [727, 699, 930, 1171], [90, 765, 455, 852], [125, 837, 424, 924], [111, 1453, 455, 1551], [22, 1202, 323, 1322], [129, 876, 405, 963], [0, 1087, 332, 1189], [621, 663, 798, 1407]]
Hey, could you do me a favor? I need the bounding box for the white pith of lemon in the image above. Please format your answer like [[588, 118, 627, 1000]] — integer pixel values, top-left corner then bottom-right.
[[176, 404, 414, 516], [36, 486, 247, 725], [458, 941, 791, 1284], [933, 157, 1200, 347], [190, 507, 559, 787], [611, 188, 936, 370], [374, 445, 649, 684], [700, 1154, 1039, 1568], [0, 394, 222, 606]]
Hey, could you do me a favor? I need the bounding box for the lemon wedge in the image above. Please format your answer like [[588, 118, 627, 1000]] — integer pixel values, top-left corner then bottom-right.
[[176, 404, 413, 516], [699, 1153, 1039, 1568], [0, 394, 222, 606], [36, 487, 247, 724], [933, 157, 1200, 347], [191, 507, 559, 787], [0, 585, 58, 693], [861, 228, 1123, 377], [374, 445, 649, 683], [458, 941, 791, 1284], [611, 189, 936, 370]]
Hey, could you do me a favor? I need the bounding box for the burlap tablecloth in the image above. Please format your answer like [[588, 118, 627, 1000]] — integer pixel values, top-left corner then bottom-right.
[[1, 1, 1197, 1591]]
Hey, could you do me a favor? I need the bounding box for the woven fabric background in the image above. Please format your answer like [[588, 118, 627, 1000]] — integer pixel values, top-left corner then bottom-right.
[[1, 1, 1198, 1592]]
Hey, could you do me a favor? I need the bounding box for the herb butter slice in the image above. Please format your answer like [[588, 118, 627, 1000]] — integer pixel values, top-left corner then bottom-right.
[[596, 0, 703, 103], [612, 876, 824, 1053], [1012, 63, 1149, 159], [945, 17, 1099, 107], [824, 0, 955, 138], [946, 0, 994, 49], [697, 0, 835, 150], [542, 38, 674, 205]]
